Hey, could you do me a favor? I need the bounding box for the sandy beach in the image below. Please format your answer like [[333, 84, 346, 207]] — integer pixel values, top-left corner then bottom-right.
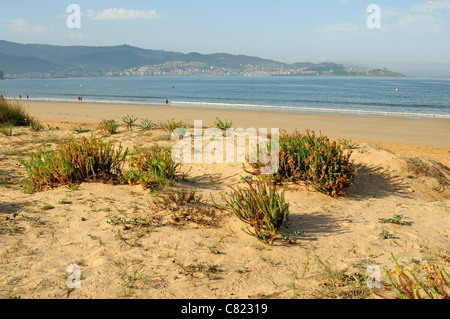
[[27, 101, 450, 165], [1, 101, 449, 299]]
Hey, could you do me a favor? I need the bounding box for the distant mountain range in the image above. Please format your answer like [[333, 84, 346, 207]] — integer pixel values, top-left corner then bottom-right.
[[0, 40, 405, 78]]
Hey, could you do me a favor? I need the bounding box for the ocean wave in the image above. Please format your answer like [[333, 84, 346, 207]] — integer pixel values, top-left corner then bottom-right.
[[170, 100, 450, 119]]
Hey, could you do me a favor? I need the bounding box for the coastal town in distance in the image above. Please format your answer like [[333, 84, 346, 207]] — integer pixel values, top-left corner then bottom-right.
[[0, 41, 404, 79]]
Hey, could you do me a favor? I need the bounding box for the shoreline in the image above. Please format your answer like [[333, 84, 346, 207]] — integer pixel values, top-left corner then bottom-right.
[[17, 97, 450, 120]]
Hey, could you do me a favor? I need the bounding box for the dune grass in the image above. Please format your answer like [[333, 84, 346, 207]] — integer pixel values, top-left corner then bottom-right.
[[248, 129, 356, 197], [0, 122, 14, 136], [0, 97, 31, 126], [20, 135, 128, 193], [99, 119, 119, 135], [119, 145, 181, 190], [213, 117, 233, 131], [212, 177, 290, 245], [382, 253, 450, 299], [161, 118, 185, 133]]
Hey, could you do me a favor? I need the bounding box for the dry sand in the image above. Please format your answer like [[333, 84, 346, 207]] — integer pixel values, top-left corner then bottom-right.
[[0, 101, 449, 299]]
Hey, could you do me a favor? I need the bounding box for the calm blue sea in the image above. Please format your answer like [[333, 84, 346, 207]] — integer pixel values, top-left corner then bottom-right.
[[1, 76, 449, 119]]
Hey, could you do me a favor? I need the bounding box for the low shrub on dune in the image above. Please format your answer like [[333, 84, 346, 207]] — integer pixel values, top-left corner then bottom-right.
[[248, 129, 356, 197], [0, 96, 31, 126], [212, 177, 290, 245], [161, 118, 185, 133], [99, 119, 119, 135], [119, 145, 181, 190], [213, 117, 233, 131], [20, 135, 128, 193]]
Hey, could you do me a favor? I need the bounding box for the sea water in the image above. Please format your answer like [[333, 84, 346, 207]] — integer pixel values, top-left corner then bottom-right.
[[1, 76, 449, 119]]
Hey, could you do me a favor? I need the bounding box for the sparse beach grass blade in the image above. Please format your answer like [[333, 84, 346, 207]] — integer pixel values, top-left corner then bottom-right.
[[73, 126, 90, 134], [150, 188, 219, 227], [339, 138, 358, 150], [211, 177, 289, 245], [99, 119, 119, 134], [117, 169, 161, 190], [213, 117, 233, 131], [161, 118, 185, 133], [25, 118, 44, 132], [141, 119, 156, 131], [384, 253, 450, 299], [122, 115, 138, 131]]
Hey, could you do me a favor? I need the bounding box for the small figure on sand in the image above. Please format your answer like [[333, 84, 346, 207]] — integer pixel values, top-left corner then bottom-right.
[[26, 95, 29, 100], [78, 96, 83, 103], [166, 99, 169, 106]]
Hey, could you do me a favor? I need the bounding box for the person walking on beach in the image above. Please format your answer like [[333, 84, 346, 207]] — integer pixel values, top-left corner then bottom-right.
[[166, 99, 169, 106], [26, 95, 29, 100]]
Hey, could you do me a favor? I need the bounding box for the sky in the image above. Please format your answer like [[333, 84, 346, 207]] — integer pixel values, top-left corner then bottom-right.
[[0, 0, 449, 76]]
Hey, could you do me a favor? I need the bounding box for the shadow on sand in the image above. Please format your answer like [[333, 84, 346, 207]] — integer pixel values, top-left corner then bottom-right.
[[346, 164, 411, 201], [279, 212, 346, 243], [0, 202, 22, 216]]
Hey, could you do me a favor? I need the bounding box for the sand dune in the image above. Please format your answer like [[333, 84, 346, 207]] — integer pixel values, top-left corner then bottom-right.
[[0, 102, 449, 299]]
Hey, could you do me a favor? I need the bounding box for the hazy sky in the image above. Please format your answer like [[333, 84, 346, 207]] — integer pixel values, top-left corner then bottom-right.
[[0, 0, 449, 76]]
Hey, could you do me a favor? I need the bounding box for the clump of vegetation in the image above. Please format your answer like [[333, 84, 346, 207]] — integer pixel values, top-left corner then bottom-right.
[[122, 115, 139, 131], [30, 121, 44, 132], [313, 252, 371, 299], [41, 205, 55, 211], [0, 97, 31, 126], [213, 117, 233, 131], [73, 126, 90, 134], [339, 138, 358, 150], [99, 119, 119, 135], [378, 214, 403, 225], [384, 253, 450, 299], [117, 169, 161, 190], [140, 119, 156, 131], [20, 135, 128, 193], [161, 118, 185, 133], [24, 117, 44, 132], [0, 169, 13, 187], [0, 122, 13, 136], [379, 230, 393, 239], [119, 145, 181, 190], [151, 189, 219, 227], [131, 145, 181, 182], [248, 129, 356, 197], [212, 177, 290, 245], [107, 215, 158, 247]]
